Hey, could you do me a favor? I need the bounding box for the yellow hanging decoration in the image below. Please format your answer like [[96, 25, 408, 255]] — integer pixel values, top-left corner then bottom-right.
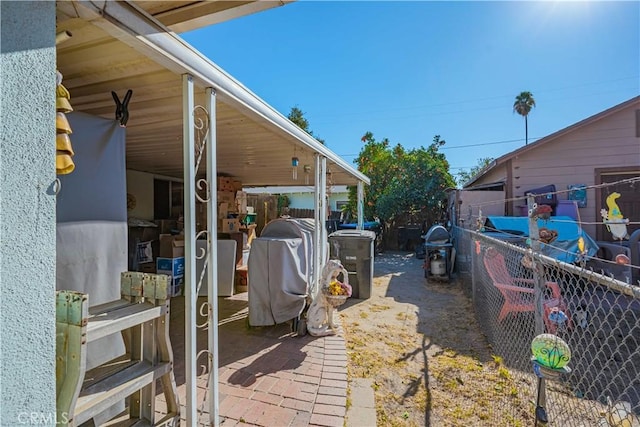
[[56, 70, 75, 175]]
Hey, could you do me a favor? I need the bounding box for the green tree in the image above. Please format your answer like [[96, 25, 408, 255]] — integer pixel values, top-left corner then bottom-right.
[[346, 133, 455, 232], [513, 91, 536, 145], [288, 106, 325, 145], [456, 157, 494, 187]]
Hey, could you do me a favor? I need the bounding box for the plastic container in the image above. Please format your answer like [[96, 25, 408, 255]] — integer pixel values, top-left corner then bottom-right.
[[328, 230, 376, 299], [242, 248, 250, 266]]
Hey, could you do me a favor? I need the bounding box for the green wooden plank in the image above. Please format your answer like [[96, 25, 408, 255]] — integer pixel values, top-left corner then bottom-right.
[[130, 273, 144, 297], [143, 274, 169, 301], [56, 291, 88, 426], [121, 272, 144, 298], [56, 290, 87, 325], [69, 293, 88, 327], [56, 291, 69, 324], [121, 272, 133, 296], [56, 322, 69, 396]]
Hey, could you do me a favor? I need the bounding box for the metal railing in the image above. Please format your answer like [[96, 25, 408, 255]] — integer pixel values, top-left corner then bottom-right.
[[453, 225, 640, 426]]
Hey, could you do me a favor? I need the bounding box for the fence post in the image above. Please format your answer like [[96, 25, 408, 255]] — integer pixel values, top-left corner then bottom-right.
[[527, 195, 546, 335], [470, 231, 477, 304]]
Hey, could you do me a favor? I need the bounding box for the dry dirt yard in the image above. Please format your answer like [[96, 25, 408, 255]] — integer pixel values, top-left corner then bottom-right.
[[340, 251, 532, 427]]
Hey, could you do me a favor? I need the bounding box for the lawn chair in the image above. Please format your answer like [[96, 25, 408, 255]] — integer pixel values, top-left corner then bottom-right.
[[483, 247, 569, 333]]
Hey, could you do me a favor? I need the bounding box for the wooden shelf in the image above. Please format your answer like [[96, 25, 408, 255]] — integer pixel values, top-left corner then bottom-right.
[[56, 272, 179, 426], [87, 302, 166, 343], [75, 361, 171, 425]]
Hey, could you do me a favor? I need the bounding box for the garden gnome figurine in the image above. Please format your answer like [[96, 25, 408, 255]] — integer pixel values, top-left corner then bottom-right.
[[601, 192, 629, 241]]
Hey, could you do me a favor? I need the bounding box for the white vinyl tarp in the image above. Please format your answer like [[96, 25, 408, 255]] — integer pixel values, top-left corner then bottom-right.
[[260, 218, 317, 288], [248, 237, 308, 326], [56, 112, 127, 370], [247, 218, 317, 326], [55, 112, 127, 424]]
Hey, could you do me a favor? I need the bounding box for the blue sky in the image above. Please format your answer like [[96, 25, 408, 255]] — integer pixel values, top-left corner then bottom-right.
[[182, 1, 639, 175]]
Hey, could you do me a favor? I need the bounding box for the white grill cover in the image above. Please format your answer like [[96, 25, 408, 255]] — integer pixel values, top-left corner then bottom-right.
[[248, 237, 308, 326], [260, 218, 316, 287]]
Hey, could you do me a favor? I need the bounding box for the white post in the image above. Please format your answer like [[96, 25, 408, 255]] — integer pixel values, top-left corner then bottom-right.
[[313, 154, 322, 296], [205, 87, 219, 425], [182, 74, 197, 425], [320, 157, 328, 267], [357, 181, 364, 230]]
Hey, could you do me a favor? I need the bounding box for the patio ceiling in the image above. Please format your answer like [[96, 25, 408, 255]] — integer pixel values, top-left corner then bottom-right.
[[55, 1, 367, 187], [133, 0, 294, 33]]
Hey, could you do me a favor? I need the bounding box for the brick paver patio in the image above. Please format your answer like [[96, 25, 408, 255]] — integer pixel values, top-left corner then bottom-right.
[[164, 293, 348, 426]]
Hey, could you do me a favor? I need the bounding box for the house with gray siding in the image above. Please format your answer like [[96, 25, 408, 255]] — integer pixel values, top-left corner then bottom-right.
[[464, 96, 640, 241]]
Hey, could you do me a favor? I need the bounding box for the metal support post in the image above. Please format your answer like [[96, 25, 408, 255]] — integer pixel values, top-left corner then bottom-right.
[[205, 87, 219, 425], [314, 154, 321, 297], [357, 181, 364, 230], [314, 154, 327, 294], [182, 74, 197, 425], [471, 237, 477, 305], [320, 156, 328, 267]]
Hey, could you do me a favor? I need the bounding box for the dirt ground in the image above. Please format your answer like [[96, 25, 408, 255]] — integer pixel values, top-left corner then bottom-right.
[[339, 251, 530, 427]]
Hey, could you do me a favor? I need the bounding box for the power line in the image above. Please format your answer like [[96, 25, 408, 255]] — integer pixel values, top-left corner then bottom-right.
[[336, 124, 636, 158], [311, 88, 639, 127], [337, 137, 533, 158], [440, 138, 534, 150], [310, 76, 639, 120], [464, 176, 640, 210]]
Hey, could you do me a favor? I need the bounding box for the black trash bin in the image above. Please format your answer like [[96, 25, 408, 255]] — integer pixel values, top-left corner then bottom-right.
[[328, 230, 376, 299]]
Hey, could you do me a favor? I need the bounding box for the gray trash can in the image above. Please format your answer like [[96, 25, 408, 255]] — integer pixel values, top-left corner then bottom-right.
[[328, 230, 376, 299]]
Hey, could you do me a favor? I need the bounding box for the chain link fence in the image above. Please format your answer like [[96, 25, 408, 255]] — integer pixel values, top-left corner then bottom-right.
[[453, 225, 640, 426]]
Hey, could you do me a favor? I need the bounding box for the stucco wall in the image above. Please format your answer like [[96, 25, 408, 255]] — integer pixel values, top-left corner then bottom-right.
[[1, 1, 57, 424]]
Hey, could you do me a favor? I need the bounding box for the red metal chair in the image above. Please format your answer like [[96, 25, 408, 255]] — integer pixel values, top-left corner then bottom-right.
[[482, 247, 569, 333]]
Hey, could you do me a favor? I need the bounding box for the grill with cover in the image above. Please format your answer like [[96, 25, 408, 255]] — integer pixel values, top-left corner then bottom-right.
[[248, 218, 316, 327]]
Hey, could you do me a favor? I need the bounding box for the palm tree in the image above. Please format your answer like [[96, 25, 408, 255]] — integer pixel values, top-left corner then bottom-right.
[[513, 91, 536, 145]]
